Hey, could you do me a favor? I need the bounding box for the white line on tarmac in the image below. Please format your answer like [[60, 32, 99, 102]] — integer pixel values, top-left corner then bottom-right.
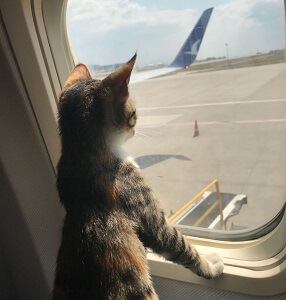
[[169, 119, 286, 126], [137, 118, 286, 128], [138, 98, 286, 111]]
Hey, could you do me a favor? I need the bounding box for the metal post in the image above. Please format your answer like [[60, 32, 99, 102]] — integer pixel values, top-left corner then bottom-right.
[[215, 181, 224, 229], [225, 43, 230, 68], [284, 0, 286, 67], [168, 179, 218, 222], [193, 202, 219, 227]]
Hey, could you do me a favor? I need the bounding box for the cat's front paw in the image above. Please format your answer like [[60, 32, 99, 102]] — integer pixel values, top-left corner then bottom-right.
[[196, 253, 224, 279]]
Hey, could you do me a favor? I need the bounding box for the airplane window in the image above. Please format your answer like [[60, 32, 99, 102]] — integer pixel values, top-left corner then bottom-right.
[[66, 0, 286, 238]]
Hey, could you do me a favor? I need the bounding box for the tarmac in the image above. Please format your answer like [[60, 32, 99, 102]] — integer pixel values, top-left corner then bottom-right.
[[125, 62, 286, 230]]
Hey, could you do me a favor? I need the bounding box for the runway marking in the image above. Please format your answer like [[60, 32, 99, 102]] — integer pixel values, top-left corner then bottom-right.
[[137, 114, 181, 128], [164, 119, 286, 126], [138, 98, 286, 111], [137, 118, 286, 128], [235, 119, 286, 124]]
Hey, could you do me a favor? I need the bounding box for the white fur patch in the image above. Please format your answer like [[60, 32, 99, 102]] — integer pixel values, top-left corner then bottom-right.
[[109, 133, 139, 168], [201, 253, 224, 278], [126, 155, 139, 168]]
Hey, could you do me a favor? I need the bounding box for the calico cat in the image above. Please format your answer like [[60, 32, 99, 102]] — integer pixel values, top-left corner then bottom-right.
[[52, 54, 224, 300]]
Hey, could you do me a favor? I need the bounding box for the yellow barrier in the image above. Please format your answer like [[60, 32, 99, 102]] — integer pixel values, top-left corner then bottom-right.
[[168, 180, 224, 229]]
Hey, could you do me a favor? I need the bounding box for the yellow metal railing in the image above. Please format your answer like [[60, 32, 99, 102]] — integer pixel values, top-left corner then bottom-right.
[[168, 179, 224, 229]]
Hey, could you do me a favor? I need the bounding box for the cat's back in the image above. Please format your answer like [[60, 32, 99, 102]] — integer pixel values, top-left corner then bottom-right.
[[56, 154, 107, 208], [56, 154, 145, 265]]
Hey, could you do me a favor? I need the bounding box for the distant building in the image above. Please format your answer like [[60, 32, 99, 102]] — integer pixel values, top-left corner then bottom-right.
[[88, 63, 125, 73]]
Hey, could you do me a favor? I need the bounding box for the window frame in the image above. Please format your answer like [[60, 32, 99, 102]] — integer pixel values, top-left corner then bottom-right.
[[175, 203, 285, 242]]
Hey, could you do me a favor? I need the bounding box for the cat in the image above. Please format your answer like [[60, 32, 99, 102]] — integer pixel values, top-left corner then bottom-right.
[[52, 54, 224, 300]]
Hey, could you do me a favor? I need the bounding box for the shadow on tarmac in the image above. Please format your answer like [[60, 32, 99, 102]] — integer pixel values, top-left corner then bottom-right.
[[135, 154, 191, 169]]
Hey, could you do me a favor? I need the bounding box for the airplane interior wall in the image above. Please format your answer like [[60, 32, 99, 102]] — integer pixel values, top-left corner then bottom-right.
[[0, 12, 63, 300], [0, 244, 15, 299]]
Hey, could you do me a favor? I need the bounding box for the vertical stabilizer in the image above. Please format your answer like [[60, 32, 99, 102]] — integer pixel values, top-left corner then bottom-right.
[[169, 8, 213, 68]]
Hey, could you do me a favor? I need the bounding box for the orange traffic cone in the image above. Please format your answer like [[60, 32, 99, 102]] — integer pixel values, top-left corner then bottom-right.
[[193, 120, 199, 137]]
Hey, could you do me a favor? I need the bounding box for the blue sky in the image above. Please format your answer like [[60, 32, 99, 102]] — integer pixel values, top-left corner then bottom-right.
[[66, 0, 285, 67]]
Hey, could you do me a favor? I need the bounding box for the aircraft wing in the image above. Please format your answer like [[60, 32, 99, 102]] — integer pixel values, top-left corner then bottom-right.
[[130, 67, 179, 84], [130, 7, 213, 84]]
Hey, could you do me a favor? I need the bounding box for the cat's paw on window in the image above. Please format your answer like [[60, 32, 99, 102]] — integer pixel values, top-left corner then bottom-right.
[[194, 253, 224, 279]]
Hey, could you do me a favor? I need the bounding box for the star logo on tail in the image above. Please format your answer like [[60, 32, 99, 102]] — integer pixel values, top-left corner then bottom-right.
[[184, 39, 201, 56]]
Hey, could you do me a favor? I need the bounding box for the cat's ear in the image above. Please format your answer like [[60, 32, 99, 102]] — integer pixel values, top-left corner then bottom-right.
[[102, 53, 136, 103], [63, 63, 92, 90]]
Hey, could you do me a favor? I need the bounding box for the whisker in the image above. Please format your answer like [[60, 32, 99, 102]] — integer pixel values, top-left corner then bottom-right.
[[134, 134, 148, 145], [134, 132, 146, 142], [136, 131, 153, 141]]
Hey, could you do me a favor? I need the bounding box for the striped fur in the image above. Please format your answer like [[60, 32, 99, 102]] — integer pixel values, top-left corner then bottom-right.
[[53, 55, 223, 299]]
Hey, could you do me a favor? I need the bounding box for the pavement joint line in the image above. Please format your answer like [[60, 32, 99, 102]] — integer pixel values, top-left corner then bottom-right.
[[138, 98, 286, 111], [136, 119, 286, 127]]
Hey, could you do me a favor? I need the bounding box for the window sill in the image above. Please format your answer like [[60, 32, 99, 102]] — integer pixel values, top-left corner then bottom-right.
[[147, 216, 286, 296]]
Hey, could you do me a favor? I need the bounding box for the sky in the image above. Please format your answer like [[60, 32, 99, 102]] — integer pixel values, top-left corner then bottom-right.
[[66, 0, 285, 67]]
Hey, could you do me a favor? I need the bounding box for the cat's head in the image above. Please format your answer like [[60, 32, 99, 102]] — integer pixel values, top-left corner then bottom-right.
[[58, 54, 137, 153]]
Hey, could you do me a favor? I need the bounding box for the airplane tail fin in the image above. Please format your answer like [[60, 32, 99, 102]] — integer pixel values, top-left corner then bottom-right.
[[169, 7, 213, 68]]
